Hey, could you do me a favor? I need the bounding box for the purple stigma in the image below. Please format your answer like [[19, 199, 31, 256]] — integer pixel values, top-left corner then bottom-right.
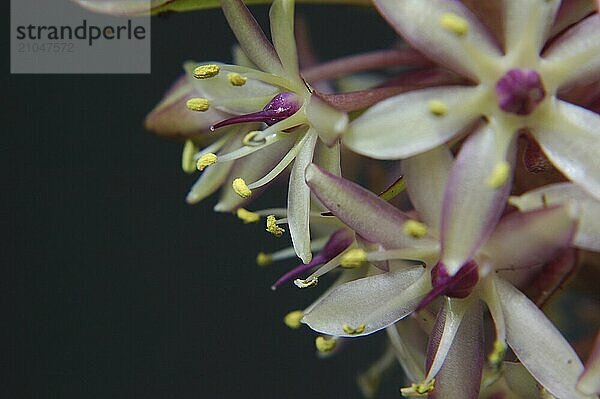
[[495, 69, 546, 115], [416, 261, 479, 311], [211, 92, 301, 131]]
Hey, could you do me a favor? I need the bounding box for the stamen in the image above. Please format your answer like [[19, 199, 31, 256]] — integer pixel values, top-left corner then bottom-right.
[[266, 215, 285, 237], [428, 99, 448, 116], [211, 92, 302, 131], [236, 208, 260, 224], [181, 140, 198, 174], [488, 340, 506, 368], [315, 336, 336, 353], [196, 152, 218, 171], [242, 131, 262, 146], [400, 379, 435, 397], [439, 13, 469, 35], [232, 178, 252, 198], [186, 98, 210, 112], [256, 252, 272, 267], [495, 69, 546, 115], [340, 248, 367, 268], [294, 277, 318, 288], [284, 310, 304, 329], [378, 176, 406, 201], [193, 64, 220, 79], [403, 220, 428, 238], [486, 161, 511, 188], [342, 323, 366, 335], [227, 72, 247, 86]]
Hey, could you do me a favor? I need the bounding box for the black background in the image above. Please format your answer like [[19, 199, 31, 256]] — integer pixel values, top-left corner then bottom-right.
[[4, 3, 405, 398]]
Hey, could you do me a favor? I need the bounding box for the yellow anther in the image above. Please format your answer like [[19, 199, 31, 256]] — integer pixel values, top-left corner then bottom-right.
[[181, 140, 198, 174], [186, 98, 209, 112], [266, 214, 285, 237], [428, 99, 449, 116], [256, 252, 273, 267], [227, 72, 247, 86], [488, 340, 506, 367], [486, 161, 511, 188], [315, 336, 336, 353], [193, 64, 220, 79], [284, 310, 304, 329], [400, 379, 435, 397], [232, 178, 252, 198], [294, 277, 318, 288], [403, 220, 428, 239], [236, 208, 260, 224], [242, 131, 262, 146], [196, 152, 218, 171], [340, 248, 368, 268], [342, 323, 366, 335], [440, 13, 469, 35]]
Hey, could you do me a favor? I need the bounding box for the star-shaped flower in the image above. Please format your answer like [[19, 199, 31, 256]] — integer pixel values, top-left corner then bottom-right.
[[299, 145, 588, 398], [149, 0, 348, 264], [344, 0, 600, 202]]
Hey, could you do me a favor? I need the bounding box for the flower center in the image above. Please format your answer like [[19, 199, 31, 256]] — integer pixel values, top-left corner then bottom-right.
[[495, 69, 546, 116], [416, 261, 479, 311], [211, 92, 301, 131]]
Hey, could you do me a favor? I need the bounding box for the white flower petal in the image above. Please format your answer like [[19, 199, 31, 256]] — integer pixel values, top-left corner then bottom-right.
[[344, 86, 485, 160], [441, 124, 516, 275], [269, 0, 300, 79], [219, 0, 284, 76], [495, 277, 588, 399], [73, 0, 161, 15], [288, 129, 318, 264], [429, 300, 484, 399], [186, 158, 234, 204], [305, 164, 434, 249], [313, 139, 341, 177], [503, 0, 560, 58], [403, 146, 453, 236], [534, 100, 600, 200], [374, 0, 501, 80], [481, 206, 575, 271], [543, 14, 600, 89], [302, 265, 429, 337], [510, 183, 600, 252]]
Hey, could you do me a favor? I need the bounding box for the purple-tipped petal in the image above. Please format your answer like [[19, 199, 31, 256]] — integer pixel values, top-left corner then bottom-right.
[[428, 301, 484, 399], [510, 183, 600, 252], [494, 277, 588, 399], [344, 86, 485, 160], [373, 0, 501, 80], [578, 332, 600, 395], [302, 265, 429, 337], [480, 206, 576, 271], [503, 0, 560, 57], [403, 146, 453, 236], [533, 100, 600, 200], [543, 14, 600, 89], [288, 129, 318, 263], [219, 0, 284, 76], [440, 124, 516, 275], [305, 164, 434, 249]]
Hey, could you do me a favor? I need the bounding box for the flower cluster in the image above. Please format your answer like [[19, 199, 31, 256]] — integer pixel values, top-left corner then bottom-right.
[[81, 0, 600, 397]]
